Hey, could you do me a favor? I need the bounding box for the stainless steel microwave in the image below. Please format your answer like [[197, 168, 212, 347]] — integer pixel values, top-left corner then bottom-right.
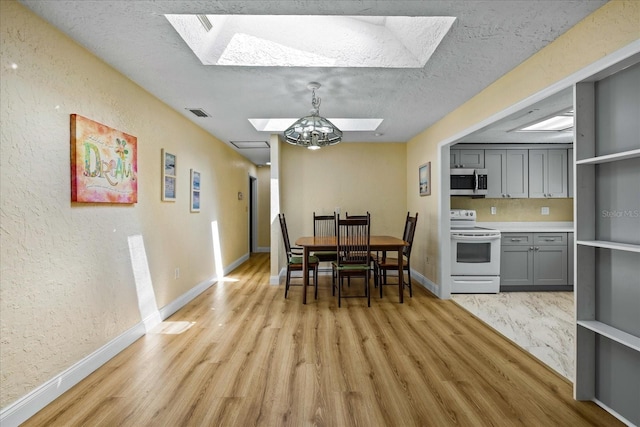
[[450, 168, 488, 196]]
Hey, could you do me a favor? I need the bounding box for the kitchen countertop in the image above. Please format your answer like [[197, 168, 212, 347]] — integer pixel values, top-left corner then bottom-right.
[[476, 221, 574, 232]]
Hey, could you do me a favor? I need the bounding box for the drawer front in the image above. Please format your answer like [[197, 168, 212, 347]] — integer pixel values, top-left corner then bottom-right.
[[501, 233, 533, 246], [534, 232, 567, 246]]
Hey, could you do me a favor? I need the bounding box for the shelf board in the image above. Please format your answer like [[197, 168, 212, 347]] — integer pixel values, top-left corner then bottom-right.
[[577, 240, 640, 253], [576, 148, 640, 165], [578, 320, 640, 352]]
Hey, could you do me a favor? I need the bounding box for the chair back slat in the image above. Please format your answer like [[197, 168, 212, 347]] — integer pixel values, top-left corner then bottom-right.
[[313, 212, 336, 237], [336, 213, 370, 265]]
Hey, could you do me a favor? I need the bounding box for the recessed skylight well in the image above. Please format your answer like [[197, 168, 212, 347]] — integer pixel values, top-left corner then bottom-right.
[[166, 14, 456, 68]]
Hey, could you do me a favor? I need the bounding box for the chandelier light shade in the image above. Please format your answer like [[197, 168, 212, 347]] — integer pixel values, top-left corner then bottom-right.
[[284, 82, 342, 150]]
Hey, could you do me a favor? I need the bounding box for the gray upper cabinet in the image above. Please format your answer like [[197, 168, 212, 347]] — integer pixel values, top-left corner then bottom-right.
[[485, 149, 528, 198], [450, 149, 485, 168], [529, 149, 568, 198]]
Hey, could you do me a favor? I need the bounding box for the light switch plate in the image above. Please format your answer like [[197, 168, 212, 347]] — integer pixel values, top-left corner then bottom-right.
[[541, 207, 550, 215], [491, 206, 497, 215]]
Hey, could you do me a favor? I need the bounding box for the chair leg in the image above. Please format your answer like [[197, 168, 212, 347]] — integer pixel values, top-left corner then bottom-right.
[[337, 272, 341, 308], [367, 270, 371, 307], [407, 266, 412, 297], [314, 266, 319, 299], [285, 268, 291, 298], [332, 267, 336, 296]]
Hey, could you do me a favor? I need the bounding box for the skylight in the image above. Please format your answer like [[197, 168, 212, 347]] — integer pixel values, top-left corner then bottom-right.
[[165, 14, 456, 68]]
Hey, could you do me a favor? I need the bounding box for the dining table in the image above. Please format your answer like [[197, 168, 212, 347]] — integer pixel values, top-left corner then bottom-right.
[[294, 235, 409, 304]]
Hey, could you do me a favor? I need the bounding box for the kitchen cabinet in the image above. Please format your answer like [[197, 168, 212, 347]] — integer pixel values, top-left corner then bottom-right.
[[485, 149, 528, 198], [500, 232, 569, 290], [450, 148, 484, 168], [529, 149, 568, 198]]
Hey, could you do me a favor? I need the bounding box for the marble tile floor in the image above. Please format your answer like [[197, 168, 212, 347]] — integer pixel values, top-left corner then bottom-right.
[[451, 291, 574, 381]]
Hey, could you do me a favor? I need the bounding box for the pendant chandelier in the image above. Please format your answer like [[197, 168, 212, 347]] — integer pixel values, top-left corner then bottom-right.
[[284, 82, 342, 150]]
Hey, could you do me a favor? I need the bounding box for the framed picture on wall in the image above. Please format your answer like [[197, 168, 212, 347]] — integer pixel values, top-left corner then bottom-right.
[[190, 169, 201, 212], [71, 114, 138, 203], [419, 162, 431, 196], [162, 149, 176, 201]]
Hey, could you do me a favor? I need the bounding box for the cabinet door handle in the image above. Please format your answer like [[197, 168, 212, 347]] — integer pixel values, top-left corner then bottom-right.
[[529, 247, 534, 250], [511, 238, 522, 241], [535, 247, 540, 251], [544, 238, 555, 242]]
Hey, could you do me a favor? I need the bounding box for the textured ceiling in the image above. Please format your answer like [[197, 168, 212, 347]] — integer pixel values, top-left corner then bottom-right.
[[19, 0, 606, 165]]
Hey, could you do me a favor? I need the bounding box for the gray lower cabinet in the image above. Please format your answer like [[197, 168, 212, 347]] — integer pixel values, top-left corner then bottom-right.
[[501, 232, 570, 290]]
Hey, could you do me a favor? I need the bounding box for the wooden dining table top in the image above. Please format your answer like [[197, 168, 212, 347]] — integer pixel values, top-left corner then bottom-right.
[[295, 235, 408, 250]]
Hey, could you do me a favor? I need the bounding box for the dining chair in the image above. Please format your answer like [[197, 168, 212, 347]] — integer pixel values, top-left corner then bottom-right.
[[373, 212, 418, 298], [345, 212, 369, 220], [278, 213, 320, 299], [313, 212, 337, 263], [346, 212, 375, 280], [332, 213, 371, 307]]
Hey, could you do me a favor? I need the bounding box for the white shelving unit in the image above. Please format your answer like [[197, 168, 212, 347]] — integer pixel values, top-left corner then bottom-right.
[[574, 57, 640, 426]]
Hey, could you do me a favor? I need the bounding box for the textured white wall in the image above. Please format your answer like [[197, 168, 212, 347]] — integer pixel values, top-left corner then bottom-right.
[[0, 0, 255, 408]]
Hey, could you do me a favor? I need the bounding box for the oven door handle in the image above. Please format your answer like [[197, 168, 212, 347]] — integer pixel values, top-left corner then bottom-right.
[[451, 233, 501, 241]]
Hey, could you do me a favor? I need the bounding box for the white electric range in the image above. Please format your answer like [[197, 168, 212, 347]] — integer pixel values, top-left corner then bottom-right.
[[450, 209, 501, 293]]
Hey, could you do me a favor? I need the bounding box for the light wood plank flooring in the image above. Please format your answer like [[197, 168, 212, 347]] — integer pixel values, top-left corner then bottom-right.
[[24, 253, 620, 426]]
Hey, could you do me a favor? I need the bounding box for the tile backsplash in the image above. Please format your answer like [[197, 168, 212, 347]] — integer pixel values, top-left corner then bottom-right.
[[450, 197, 573, 222]]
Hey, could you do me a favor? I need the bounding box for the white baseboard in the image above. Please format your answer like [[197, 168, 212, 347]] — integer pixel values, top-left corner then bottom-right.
[[0, 265, 240, 427], [411, 269, 440, 298], [225, 253, 250, 275], [0, 323, 146, 427]]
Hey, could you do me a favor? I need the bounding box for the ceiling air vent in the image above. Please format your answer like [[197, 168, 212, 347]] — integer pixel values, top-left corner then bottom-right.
[[186, 108, 210, 118], [197, 15, 212, 32]]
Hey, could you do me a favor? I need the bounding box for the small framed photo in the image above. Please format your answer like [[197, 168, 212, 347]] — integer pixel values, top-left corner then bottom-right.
[[419, 162, 431, 196], [162, 149, 177, 201], [190, 169, 201, 212]]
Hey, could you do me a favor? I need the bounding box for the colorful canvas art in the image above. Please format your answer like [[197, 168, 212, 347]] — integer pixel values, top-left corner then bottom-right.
[[71, 114, 138, 203]]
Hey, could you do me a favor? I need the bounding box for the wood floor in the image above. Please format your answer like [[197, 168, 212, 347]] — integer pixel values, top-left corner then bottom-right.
[[24, 253, 620, 426]]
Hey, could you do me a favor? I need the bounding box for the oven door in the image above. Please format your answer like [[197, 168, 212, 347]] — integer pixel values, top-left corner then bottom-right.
[[450, 232, 501, 276]]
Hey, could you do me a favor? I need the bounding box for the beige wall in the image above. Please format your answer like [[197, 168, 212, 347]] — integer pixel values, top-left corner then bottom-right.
[[407, 0, 639, 288], [280, 141, 407, 254], [0, 0, 256, 408], [256, 166, 271, 249], [450, 198, 573, 222]]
